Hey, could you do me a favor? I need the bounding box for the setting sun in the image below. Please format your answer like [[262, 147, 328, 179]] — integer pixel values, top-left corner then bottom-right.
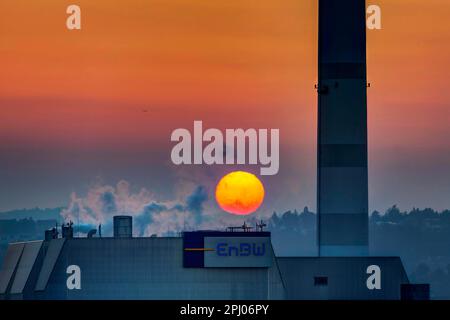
[[215, 171, 265, 215]]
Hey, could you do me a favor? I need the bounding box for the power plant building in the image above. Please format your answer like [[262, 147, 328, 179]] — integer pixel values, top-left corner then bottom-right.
[[0, 225, 421, 300]]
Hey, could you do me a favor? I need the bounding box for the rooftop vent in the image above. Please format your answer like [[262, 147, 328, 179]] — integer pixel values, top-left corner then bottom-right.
[[113, 215, 133, 238]]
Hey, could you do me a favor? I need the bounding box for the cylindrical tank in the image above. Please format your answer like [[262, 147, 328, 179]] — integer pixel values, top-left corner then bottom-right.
[[113, 215, 133, 238]]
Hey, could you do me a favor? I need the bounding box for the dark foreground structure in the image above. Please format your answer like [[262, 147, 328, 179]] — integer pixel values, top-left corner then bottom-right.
[[317, 0, 368, 257], [0, 227, 421, 300], [0, 0, 429, 300]]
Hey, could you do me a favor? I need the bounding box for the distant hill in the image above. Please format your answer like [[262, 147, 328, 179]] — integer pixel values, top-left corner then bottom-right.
[[0, 207, 63, 221]]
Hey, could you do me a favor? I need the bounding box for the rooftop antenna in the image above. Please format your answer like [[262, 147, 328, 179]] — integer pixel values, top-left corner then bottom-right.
[[241, 222, 253, 232], [256, 220, 267, 232]]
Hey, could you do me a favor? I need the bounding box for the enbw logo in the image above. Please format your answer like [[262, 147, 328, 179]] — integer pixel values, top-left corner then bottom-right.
[[216, 242, 266, 257]]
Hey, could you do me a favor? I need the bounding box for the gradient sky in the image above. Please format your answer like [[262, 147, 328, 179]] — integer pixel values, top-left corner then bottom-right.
[[0, 0, 449, 214]]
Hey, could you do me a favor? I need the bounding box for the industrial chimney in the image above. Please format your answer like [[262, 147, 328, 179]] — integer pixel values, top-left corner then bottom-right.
[[317, 0, 369, 256], [113, 215, 133, 238]]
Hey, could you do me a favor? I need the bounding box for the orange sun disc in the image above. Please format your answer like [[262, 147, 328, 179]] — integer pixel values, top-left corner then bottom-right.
[[215, 171, 265, 215]]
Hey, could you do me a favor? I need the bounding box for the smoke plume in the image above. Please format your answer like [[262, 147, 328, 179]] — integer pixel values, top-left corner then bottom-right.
[[60, 180, 209, 236]]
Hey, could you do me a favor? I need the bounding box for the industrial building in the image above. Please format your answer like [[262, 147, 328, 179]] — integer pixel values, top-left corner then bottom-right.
[[0, 0, 430, 300], [0, 219, 427, 300]]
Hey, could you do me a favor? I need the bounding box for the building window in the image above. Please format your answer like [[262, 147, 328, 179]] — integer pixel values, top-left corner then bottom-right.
[[314, 276, 328, 286]]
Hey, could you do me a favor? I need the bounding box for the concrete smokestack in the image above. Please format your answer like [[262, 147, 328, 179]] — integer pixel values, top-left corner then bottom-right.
[[317, 0, 368, 256]]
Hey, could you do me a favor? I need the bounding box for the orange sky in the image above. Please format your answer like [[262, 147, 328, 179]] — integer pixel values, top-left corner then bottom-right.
[[0, 0, 449, 211]]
